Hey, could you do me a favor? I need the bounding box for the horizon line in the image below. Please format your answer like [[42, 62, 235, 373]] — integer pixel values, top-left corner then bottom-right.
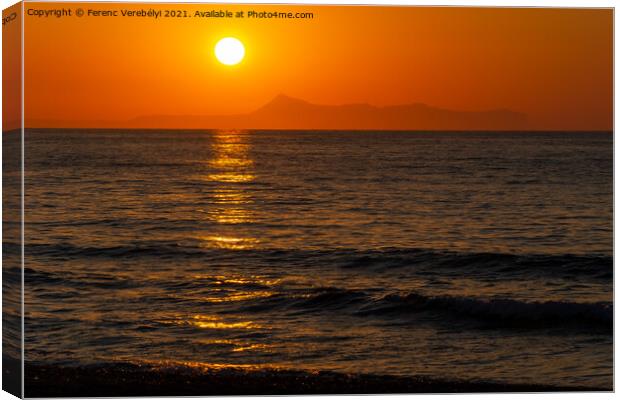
[[7, 127, 614, 134]]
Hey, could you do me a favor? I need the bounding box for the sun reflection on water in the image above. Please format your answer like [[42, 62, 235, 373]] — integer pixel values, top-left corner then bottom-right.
[[196, 339, 272, 353], [209, 208, 254, 224], [205, 131, 256, 184], [191, 274, 281, 287], [199, 130, 258, 248], [202, 290, 273, 303], [130, 359, 279, 372], [206, 173, 256, 183], [200, 235, 259, 250], [161, 314, 261, 330], [212, 190, 252, 204], [191, 315, 259, 330]]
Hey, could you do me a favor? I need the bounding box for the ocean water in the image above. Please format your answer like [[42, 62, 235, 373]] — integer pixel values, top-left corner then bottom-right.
[[20, 130, 612, 388]]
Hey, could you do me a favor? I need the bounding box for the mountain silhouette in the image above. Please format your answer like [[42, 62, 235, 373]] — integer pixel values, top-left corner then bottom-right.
[[27, 95, 528, 130], [129, 94, 527, 130]]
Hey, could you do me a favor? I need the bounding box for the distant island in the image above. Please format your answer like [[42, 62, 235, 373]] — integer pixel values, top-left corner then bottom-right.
[[26, 94, 528, 131]]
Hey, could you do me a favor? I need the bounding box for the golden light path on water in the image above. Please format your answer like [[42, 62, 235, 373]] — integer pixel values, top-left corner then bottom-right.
[[184, 131, 265, 342], [200, 130, 258, 249]]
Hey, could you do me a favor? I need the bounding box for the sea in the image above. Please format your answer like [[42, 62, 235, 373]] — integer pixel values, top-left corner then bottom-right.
[[15, 129, 613, 389]]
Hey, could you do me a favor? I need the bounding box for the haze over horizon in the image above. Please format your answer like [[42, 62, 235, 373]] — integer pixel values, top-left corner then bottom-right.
[[24, 94, 534, 131]]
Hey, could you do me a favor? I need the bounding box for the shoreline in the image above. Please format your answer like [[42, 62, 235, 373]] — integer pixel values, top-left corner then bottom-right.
[[24, 361, 610, 397]]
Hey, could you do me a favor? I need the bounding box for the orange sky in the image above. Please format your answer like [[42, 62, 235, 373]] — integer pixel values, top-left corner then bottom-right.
[[13, 4, 614, 130]]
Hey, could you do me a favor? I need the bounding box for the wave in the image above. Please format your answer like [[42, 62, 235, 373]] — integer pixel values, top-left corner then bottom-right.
[[24, 267, 141, 290], [24, 256, 611, 332], [24, 255, 613, 332], [23, 242, 613, 281], [22, 241, 612, 332], [341, 249, 612, 281], [23, 242, 207, 259], [362, 292, 612, 330], [241, 287, 612, 331]]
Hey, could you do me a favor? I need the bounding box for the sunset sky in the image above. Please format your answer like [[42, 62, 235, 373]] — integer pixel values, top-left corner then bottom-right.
[[9, 4, 614, 130]]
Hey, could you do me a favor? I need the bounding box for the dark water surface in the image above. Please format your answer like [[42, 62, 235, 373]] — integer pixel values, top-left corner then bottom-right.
[[22, 130, 612, 389]]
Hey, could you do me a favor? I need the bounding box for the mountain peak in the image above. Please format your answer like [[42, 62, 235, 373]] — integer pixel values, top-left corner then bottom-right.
[[256, 94, 311, 113]]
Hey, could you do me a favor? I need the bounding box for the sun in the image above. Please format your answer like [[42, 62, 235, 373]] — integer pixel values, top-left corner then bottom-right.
[[214, 37, 245, 66]]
